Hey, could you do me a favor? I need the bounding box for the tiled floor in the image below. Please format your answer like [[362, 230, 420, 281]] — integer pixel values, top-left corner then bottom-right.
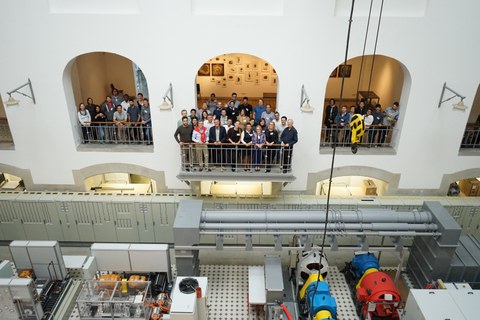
[[200, 264, 359, 320]]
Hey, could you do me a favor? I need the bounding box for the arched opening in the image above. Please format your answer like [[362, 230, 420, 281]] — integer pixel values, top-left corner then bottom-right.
[[195, 53, 278, 113], [0, 172, 24, 191], [315, 176, 388, 197], [84, 173, 156, 193], [0, 97, 14, 148], [447, 177, 480, 197], [73, 163, 167, 193], [321, 55, 410, 150], [460, 84, 480, 149], [64, 52, 151, 146], [306, 165, 400, 195]]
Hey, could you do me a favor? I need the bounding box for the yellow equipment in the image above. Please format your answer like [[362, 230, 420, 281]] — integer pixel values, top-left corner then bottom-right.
[[349, 114, 365, 154]]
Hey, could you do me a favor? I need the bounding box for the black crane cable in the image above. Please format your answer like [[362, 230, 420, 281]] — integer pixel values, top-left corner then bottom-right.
[[309, 1, 356, 319], [355, 0, 374, 105], [366, 0, 385, 100]]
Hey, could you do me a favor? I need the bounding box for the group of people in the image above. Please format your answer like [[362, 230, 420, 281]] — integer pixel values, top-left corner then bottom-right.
[[77, 89, 153, 144], [174, 93, 298, 173], [323, 98, 399, 147]]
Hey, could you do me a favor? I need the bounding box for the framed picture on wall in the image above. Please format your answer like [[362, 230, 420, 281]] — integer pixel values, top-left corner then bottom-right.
[[238, 66, 245, 74], [235, 56, 242, 65], [262, 74, 270, 81], [216, 79, 222, 86], [271, 68, 277, 75], [235, 75, 244, 85], [198, 63, 210, 76], [227, 75, 235, 81], [212, 63, 225, 76], [245, 71, 254, 82], [262, 62, 269, 71], [330, 67, 337, 78], [228, 66, 236, 73], [338, 64, 352, 78], [210, 77, 216, 82], [227, 59, 234, 65], [251, 61, 259, 70], [271, 76, 277, 85]]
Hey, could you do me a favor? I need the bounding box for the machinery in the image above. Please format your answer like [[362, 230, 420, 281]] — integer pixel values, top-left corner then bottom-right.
[[342, 252, 401, 319], [296, 250, 337, 320]]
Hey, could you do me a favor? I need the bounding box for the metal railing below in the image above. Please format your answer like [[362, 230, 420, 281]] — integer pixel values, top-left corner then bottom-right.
[[461, 126, 480, 149], [320, 124, 396, 148], [178, 143, 293, 173], [78, 122, 153, 145]]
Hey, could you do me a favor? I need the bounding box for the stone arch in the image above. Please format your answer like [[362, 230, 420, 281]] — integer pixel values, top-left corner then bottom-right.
[[73, 163, 167, 192], [306, 165, 400, 195]]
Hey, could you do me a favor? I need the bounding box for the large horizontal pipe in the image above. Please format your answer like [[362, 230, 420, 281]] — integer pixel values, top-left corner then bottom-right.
[[201, 209, 432, 224], [200, 222, 438, 232], [200, 230, 441, 237]]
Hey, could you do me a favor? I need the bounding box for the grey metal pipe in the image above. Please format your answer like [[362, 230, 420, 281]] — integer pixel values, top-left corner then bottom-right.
[[200, 222, 438, 231], [201, 209, 432, 224], [200, 230, 442, 237]]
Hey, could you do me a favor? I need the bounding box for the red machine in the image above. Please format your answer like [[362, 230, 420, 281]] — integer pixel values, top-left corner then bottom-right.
[[342, 252, 402, 319]]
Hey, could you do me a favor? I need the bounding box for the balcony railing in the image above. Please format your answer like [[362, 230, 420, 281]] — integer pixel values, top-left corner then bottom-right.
[[461, 126, 480, 149], [320, 124, 396, 148], [0, 118, 14, 144], [78, 122, 153, 145], [178, 143, 293, 173]]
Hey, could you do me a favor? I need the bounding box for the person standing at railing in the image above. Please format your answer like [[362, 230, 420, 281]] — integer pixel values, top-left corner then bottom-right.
[[334, 106, 350, 146], [237, 108, 250, 130], [280, 119, 298, 174], [85, 97, 98, 119], [101, 96, 116, 142], [192, 120, 209, 172], [174, 116, 194, 171], [240, 123, 254, 171], [369, 104, 385, 147], [111, 88, 124, 107], [265, 122, 279, 173], [113, 105, 127, 143], [380, 102, 399, 146], [238, 97, 252, 118], [276, 116, 288, 136], [141, 98, 152, 145], [226, 100, 238, 122], [324, 99, 338, 145], [363, 108, 374, 147], [208, 118, 227, 170], [127, 98, 141, 143], [91, 105, 106, 143], [77, 103, 91, 144], [261, 104, 275, 127], [253, 98, 266, 126], [227, 120, 242, 172], [252, 125, 266, 172]]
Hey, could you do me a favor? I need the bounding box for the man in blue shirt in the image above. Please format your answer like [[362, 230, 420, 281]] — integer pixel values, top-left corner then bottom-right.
[[253, 99, 266, 125]]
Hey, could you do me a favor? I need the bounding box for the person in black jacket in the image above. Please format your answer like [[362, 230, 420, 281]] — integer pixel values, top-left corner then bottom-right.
[[280, 119, 298, 173], [265, 122, 279, 172], [324, 99, 338, 145], [208, 118, 227, 169], [174, 116, 194, 171]]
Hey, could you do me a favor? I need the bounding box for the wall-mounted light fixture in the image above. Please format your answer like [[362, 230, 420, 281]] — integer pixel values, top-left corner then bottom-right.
[[159, 82, 173, 110], [300, 84, 313, 113], [438, 82, 467, 110], [5, 78, 36, 106]]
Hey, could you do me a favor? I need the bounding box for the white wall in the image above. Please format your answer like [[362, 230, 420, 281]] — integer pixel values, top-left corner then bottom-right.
[[0, 0, 479, 192]]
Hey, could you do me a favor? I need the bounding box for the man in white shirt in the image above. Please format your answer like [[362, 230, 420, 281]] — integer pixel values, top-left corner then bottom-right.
[[276, 116, 288, 135], [120, 94, 130, 113]]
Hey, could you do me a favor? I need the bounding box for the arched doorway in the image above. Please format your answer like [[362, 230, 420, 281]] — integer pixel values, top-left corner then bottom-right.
[[321, 55, 410, 150], [64, 52, 150, 145], [84, 172, 156, 194], [195, 53, 278, 113], [316, 176, 388, 197]]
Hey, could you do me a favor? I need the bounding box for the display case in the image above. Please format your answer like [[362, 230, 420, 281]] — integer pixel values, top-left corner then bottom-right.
[[76, 279, 151, 319]]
